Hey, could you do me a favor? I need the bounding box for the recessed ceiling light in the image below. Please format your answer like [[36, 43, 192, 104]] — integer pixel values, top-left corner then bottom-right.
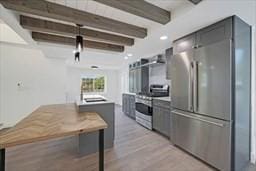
[[160, 35, 168, 40], [124, 56, 128, 60], [127, 53, 133, 57], [91, 66, 99, 69]]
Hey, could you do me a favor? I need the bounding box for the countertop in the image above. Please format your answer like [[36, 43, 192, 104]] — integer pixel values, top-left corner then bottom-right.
[[123, 92, 136, 96], [153, 96, 171, 102], [76, 95, 114, 106], [0, 103, 107, 149]]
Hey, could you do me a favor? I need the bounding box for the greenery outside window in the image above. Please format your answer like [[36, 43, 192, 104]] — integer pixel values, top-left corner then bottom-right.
[[81, 76, 105, 93]]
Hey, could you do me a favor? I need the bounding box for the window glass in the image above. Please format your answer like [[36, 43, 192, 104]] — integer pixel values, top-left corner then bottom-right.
[[81, 76, 105, 93]]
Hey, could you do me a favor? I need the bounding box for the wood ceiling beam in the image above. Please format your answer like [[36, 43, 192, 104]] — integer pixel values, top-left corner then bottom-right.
[[188, 0, 203, 5], [0, 0, 147, 38], [93, 0, 170, 25], [32, 32, 124, 53], [20, 16, 134, 46]]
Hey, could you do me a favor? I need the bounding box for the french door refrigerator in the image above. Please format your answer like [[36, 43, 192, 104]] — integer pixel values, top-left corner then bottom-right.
[[170, 16, 251, 171]]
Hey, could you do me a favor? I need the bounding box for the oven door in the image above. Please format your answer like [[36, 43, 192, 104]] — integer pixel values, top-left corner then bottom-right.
[[135, 99, 152, 116], [135, 99, 152, 129], [135, 99, 152, 121]]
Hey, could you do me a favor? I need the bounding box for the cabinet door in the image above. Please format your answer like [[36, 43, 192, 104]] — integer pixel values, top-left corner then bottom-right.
[[173, 33, 196, 54], [196, 17, 232, 47], [162, 108, 170, 137], [132, 70, 137, 93], [153, 106, 161, 131], [127, 96, 130, 116], [129, 95, 136, 119], [122, 94, 125, 112], [129, 70, 136, 93], [125, 95, 129, 115], [136, 69, 141, 93], [165, 48, 173, 80], [129, 71, 133, 92]]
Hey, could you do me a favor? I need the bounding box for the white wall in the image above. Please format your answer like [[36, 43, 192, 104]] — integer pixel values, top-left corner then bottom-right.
[[0, 43, 66, 127], [66, 67, 119, 104], [117, 65, 129, 105], [149, 65, 169, 85], [0, 43, 121, 128]]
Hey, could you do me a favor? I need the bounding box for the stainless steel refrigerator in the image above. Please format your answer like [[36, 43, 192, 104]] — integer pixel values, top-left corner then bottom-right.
[[170, 16, 251, 171]]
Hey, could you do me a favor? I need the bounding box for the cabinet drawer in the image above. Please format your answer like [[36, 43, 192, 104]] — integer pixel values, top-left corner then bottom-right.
[[153, 99, 170, 109]]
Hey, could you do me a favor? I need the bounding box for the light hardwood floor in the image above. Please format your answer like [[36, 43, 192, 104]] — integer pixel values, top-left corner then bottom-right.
[[4, 105, 254, 171]]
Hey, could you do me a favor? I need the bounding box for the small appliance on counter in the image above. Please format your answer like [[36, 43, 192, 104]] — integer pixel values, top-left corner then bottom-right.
[[135, 84, 169, 130]]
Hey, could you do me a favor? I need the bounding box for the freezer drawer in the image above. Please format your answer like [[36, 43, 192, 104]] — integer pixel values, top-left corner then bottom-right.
[[172, 110, 231, 171]]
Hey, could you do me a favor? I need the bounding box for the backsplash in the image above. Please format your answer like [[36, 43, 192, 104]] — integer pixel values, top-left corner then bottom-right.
[[149, 64, 171, 97], [149, 64, 169, 85]]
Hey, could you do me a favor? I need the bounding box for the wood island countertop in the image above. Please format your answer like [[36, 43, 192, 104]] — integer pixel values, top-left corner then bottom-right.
[[0, 103, 107, 149]]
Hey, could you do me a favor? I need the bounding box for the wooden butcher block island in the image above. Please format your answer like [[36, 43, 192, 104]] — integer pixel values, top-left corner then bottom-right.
[[0, 103, 107, 171]]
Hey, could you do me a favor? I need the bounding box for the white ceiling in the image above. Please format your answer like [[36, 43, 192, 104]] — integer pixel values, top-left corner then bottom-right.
[[0, 19, 27, 45]]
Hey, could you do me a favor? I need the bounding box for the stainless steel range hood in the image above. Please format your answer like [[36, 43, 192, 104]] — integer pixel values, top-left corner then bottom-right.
[[141, 54, 165, 67]]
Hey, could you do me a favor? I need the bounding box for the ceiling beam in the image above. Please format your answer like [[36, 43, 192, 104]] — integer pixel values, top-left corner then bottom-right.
[[188, 0, 202, 5], [0, 0, 147, 38], [93, 0, 170, 25], [20, 16, 134, 46], [32, 32, 124, 53]]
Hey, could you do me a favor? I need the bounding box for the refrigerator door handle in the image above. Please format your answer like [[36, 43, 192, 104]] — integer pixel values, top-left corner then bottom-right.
[[189, 62, 194, 111], [172, 110, 225, 127], [193, 61, 199, 112]]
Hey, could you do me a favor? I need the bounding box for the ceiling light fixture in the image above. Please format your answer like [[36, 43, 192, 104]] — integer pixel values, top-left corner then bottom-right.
[[75, 51, 80, 62], [124, 56, 128, 60], [74, 24, 83, 62], [160, 35, 168, 40], [127, 53, 133, 57], [91, 66, 99, 69]]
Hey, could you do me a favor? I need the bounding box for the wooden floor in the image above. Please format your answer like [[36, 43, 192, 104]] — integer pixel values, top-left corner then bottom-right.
[[4, 105, 255, 171]]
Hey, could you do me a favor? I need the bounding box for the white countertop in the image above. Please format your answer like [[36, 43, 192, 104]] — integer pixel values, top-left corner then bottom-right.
[[123, 92, 136, 96], [153, 96, 171, 102], [76, 95, 114, 106]]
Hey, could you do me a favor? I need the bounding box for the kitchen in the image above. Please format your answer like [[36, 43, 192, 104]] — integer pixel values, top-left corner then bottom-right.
[[0, 0, 256, 171]]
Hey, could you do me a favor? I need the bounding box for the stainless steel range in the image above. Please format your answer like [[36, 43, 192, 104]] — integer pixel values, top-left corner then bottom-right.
[[135, 84, 169, 130]]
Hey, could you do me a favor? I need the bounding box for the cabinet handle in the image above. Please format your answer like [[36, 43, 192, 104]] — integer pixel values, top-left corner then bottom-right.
[[192, 45, 202, 49], [172, 110, 225, 127]]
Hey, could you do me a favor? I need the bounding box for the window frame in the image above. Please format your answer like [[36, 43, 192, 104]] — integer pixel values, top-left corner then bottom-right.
[[80, 75, 107, 94]]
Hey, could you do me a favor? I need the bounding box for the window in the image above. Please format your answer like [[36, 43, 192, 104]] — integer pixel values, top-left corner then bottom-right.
[[81, 76, 105, 93]]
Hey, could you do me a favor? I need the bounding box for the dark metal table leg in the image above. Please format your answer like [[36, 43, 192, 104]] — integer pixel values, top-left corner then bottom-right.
[[99, 129, 104, 171], [0, 149, 5, 171]]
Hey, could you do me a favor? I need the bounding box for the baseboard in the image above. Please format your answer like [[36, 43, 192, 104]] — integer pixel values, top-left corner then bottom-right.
[[0, 122, 14, 130]]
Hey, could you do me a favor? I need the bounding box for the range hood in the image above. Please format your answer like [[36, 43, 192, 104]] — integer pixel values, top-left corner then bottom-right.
[[141, 54, 165, 67]]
